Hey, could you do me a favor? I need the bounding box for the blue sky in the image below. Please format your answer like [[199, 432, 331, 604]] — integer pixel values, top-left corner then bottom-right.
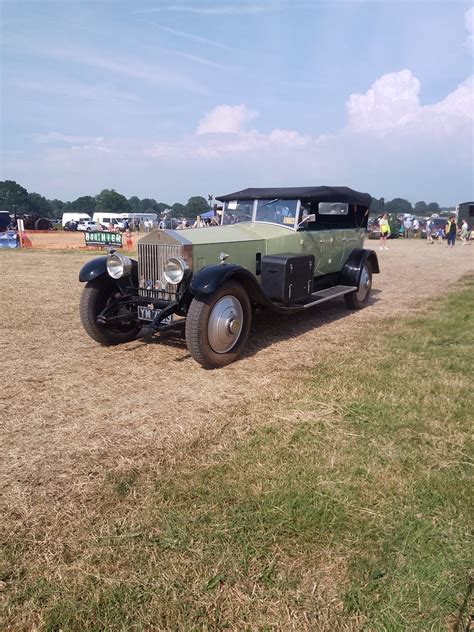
[[1, 0, 473, 205]]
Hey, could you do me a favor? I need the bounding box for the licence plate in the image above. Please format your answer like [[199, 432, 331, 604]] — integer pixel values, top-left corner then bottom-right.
[[138, 306, 172, 324]]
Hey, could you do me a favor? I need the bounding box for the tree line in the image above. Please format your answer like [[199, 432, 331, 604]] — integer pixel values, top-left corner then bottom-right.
[[0, 180, 211, 220], [369, 197, 455, 216], [0, 180, 455, 221]]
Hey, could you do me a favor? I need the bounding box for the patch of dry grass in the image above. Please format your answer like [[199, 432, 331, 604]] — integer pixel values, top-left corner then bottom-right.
[[1, 245, 473, 630]]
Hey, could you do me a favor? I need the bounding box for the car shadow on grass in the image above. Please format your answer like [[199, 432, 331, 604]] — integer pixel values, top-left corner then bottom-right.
[[130, 290, 381, 365], [242, 290, 381, 361]]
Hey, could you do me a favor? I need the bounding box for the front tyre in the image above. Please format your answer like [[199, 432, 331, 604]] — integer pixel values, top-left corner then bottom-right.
[[344, 261, 372, 310], [80, 276, 139, 345], [185, 281, 252, 369]]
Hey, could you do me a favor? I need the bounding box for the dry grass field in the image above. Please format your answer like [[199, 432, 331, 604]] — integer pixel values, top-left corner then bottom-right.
[[1, 238, 473, 629]]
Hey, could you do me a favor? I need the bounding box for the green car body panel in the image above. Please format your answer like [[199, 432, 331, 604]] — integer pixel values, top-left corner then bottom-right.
[[157, 222, 364, 279]]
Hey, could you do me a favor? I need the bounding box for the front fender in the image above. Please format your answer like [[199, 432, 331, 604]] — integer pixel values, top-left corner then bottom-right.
[[190, 264, 273, 307], [79, 256, 109, 282], [79, 256, 138, 284], [339, 248, 380, 287]]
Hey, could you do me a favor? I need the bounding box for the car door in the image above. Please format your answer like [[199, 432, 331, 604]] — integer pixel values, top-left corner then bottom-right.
[[300, 223, 343, 275]]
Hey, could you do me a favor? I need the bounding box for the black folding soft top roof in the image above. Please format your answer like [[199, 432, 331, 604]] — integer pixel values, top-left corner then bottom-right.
[[217, 186, 372, 207]]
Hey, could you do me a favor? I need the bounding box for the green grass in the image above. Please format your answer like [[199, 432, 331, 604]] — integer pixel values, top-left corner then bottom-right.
[[3, 277, 473, 631]]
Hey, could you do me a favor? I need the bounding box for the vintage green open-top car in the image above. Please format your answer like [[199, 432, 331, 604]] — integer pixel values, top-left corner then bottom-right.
[[79, 185, 379, 368]]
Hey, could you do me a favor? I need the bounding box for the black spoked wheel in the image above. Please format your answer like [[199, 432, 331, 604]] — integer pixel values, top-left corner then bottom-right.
[[185, 281, 252, 369], [80, 276, 139, 345], [344, 261, 373, 310]]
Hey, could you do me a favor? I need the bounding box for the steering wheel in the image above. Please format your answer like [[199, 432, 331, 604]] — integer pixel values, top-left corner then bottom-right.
[[233, 214, 252, 224]]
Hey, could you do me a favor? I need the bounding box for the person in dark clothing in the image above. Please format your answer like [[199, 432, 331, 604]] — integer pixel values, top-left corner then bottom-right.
[[446, 217, 457, 248]]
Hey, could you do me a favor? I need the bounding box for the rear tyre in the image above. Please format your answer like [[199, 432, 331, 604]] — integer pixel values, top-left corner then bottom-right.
[[80, 276, 139, 345], [344, 261, 372, 310], [185, 281, 252, 369]]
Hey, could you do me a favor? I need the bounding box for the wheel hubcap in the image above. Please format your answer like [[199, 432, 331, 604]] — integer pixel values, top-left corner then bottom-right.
[[356, 266, 371, 301], [208, 295, 244, 353]]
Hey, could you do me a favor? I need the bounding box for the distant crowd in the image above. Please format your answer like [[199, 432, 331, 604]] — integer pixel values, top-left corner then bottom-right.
[[373, 213, 473, 250]]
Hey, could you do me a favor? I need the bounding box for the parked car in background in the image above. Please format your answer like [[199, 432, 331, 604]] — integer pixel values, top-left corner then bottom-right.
[[78, 185, 379, 369], [92, 213, 127, 230], [158, 217, 182, 230], [62, 212, 91, 227], [77, 220, 101, 232], [367, 215, 401, 239]]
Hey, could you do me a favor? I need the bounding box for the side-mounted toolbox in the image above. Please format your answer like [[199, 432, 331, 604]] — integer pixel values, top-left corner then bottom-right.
[[261, 253, 315, 303]]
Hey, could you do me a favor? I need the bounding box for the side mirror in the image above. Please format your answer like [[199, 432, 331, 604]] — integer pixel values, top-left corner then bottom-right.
[[298, 214, 316, 228]]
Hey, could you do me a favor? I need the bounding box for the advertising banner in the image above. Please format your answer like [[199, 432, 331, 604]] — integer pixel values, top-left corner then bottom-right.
[[84, 231, 123, 247]]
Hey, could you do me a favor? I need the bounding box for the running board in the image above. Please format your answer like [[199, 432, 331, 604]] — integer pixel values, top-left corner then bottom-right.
[[302, 285, 357, 308]]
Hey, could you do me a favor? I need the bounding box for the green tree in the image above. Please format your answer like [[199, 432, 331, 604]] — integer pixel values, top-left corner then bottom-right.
[[427, 202, 440, 214], [414, 201, 428, 214], [0, 180, 30, 213], [156, 202, 171, 214], [170, 202, 186, 218], [27, 192, 53, 217], [95, 189, 130, 213], [385, 198, 413, 214], [369, 197, 384, 216], [128, 196, 140, 212], [139, 198, 159, 213], [71, 195, 96, 215], [185, 196, 208, 218], [48, 199, 70, 219]]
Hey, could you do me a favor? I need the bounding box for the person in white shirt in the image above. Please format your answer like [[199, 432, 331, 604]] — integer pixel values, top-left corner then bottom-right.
[[403, 217, 412, 238], [412, 218, 420, 238]]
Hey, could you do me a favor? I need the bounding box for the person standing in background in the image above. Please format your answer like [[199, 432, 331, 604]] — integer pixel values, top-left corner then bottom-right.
[[379, 213, 390, 250], [412, 217, 420, 238], [460, 219, 470, 245], [425, 218, 434, 244], [403, 216, 412, 238], [446, 217, 457, 248]]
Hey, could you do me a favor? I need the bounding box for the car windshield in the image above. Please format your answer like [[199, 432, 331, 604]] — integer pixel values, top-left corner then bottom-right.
[[222, 200, 253, 225], [255, 199, 298, 226]]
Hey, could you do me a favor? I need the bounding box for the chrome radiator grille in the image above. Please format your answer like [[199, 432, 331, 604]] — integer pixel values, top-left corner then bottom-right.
[[138, 242, 183, 300]]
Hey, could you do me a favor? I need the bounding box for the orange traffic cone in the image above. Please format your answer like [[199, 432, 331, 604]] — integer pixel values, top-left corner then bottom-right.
[[20, 233, 33, 248]]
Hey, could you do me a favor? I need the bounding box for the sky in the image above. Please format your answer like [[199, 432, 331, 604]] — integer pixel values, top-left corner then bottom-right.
[[0, 0, 473, 205]]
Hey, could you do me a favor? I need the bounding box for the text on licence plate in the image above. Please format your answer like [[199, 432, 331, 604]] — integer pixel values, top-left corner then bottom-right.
[[138, 306, 172, 323]]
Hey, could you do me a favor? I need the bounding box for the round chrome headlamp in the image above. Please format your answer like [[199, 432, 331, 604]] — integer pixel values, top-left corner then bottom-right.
[[106, 253, 132, 279], [163, 257, 187, 285]]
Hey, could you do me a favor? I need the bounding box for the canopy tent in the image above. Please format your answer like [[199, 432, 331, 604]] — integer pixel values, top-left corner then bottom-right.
[[200, 209, 216, 219]]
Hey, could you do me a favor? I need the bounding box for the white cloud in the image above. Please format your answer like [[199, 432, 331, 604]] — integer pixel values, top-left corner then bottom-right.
[[268, 129, 310, 146], [35, 132, 106, 145], [15, 79, 140, 104], [9, 39, 209, 95], [465, 6, 474, 54], [347, 69, 421, 133], [196, 104, 258, 135], [149, 23, 232, 50], [160, 47, 240, 71], [346, 69, 474, 137], [136, 4, 268, 16]]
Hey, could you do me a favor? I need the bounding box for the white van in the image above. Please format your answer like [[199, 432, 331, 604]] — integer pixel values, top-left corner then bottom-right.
[[62, 212, 91, 227], [92, 212, 127, 230]]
